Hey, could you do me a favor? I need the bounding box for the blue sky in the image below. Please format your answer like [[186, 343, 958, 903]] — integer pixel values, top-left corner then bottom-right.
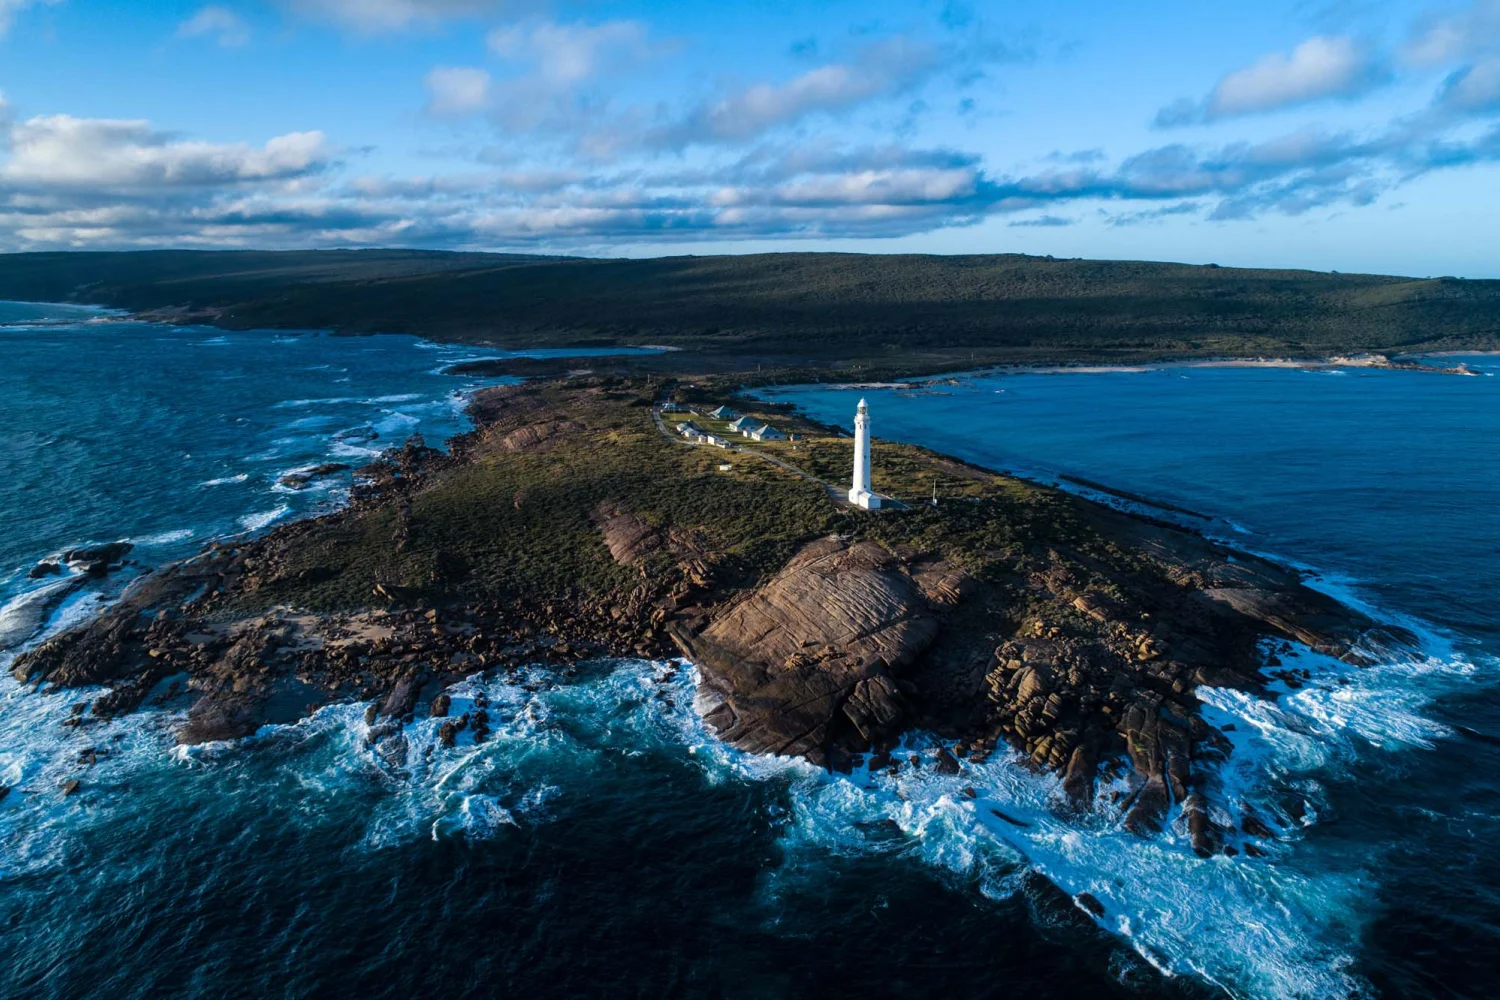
[[1, 0, 1498, 275]]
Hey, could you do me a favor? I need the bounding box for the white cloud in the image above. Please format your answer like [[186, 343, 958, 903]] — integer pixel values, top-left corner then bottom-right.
[[2, 114, 328, 188], [177, 6, 251, 47], [456, 19, 660, 140], [1405, 0, 1500, 65], [1157, 36, 1386, 126], [0, 0, 61, 36], [711, 166, 980, 207], [1210, 36, 1382, 118], [672, 37, 939, 143], [425, 66, 491, 116], [487, 19, 653, 86], [279, 0, 502, 33]]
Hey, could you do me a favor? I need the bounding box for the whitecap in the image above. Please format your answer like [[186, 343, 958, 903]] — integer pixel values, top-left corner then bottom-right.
[[125, 528, 195, 546], [656, 649, 1418, 1000], [199, 473, 249, 487], [238, 505, 290, 533], [373, 411, 419, 435], [329, 441, 383, 459], [0, 578, 85, 652], [0, 674, 184, 878], [273, 397, 357, 409], [451, 794, 519, 839]]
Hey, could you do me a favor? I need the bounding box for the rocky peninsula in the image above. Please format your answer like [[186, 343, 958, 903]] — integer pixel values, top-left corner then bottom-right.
[[12, 376, 1414, 856]]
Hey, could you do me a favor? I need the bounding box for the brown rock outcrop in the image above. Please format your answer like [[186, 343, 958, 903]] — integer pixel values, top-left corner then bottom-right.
[[672, 537, 937, 759]]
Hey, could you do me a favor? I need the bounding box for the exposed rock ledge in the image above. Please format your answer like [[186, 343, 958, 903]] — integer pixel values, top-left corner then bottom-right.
[[672, 521, 1410, 851]]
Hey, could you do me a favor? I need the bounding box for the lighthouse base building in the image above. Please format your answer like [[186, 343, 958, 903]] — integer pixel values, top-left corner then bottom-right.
[[848, 398, 882, 510]]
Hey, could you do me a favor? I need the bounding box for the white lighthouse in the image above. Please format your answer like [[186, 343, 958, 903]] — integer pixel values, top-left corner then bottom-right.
[[848, 398, 881, 509]]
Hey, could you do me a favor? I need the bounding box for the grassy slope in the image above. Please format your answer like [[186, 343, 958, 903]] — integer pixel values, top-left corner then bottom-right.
[[242, 382, 1140, 637], [0, 249, 1496, 365], [247, 384, 842, 611]]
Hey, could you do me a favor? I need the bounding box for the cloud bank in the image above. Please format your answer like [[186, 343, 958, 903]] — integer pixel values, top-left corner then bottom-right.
[[3, 3, 1500, 250]]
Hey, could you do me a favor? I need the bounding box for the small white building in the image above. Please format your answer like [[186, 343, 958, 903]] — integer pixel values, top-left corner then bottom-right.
[[748, 424, 786, 442], [709, 406, 738, 420], [676, 421, 705, 438], [848, 399, 881, 509], [728, 415, 756, 433]]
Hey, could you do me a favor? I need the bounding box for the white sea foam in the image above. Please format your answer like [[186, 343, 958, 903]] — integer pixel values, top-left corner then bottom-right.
[[238, 505, 290, 532], [200, 473, 249, 487], [329, 441, 383, 459], [683, 681, 1378, 1000], [0, 624, 1470, 1000], [0, 579, 83, 652], [373, 410, 419, 435], [125, 528, 195, 546], [274, 396, 358, 409], [0, 674, 183, 879]]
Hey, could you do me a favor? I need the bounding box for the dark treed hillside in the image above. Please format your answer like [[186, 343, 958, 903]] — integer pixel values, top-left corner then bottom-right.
[[1, 249, 1496, 365]]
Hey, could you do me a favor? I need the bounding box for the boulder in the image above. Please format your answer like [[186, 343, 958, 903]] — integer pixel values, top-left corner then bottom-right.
[[380, 678, 420, 719], [277, 463, 349, 490], [1061, 743, 1098, 807], [63, 542, 133, 567], [177, 693, 262, 745], [439, 713, 469, 747], [934, 747, 961, 775], [841, 675, 910, 746], [1182, 791, 1219, 858]]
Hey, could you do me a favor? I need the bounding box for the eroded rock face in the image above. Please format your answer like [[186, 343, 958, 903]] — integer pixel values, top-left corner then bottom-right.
[[673, 537, 938, 758], [465, 392, 586, 457], [491, 420, 584, 453], [594, 504, 667, 569]]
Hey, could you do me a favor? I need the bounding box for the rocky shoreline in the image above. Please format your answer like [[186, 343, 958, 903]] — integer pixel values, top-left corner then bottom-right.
[[10, 375, 1416, 858]]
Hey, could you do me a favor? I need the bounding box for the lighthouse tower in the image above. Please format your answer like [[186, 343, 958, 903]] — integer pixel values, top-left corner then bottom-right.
[[848, 398, 881, 509]]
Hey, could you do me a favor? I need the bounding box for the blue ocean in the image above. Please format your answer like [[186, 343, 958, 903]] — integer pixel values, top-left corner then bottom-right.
[[2, 303, 1497, 1000]]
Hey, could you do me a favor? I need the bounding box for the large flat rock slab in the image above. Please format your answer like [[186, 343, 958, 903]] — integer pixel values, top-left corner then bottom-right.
[[673, 537, 937, 758]]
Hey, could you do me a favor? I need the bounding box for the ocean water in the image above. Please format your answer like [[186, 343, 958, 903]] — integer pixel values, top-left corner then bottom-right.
[[761, 361, 1500, 999], [0, 302, 662, 622], [1, 312, 1496, 1000]]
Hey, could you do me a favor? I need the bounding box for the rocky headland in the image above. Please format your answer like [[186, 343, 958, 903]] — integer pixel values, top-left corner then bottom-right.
[[11, 376, 1415, 857]]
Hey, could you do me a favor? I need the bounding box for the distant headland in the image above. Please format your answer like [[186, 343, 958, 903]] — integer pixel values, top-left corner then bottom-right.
[[0, 249, 1496, 380]]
